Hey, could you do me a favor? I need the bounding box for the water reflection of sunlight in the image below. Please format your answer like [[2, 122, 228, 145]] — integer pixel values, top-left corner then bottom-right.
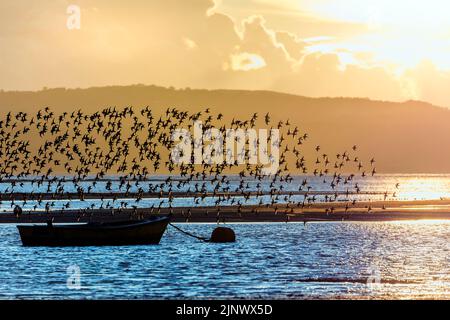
[[396, 177, 450, 200], [388, 219, 450, 225]]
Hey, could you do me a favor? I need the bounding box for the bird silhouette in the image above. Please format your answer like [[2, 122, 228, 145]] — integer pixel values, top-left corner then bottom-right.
[[0, 106, 387, 223]]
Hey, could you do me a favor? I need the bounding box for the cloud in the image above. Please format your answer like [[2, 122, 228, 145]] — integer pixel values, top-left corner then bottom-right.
[[182, 37, 197, 50], [404, 60, 450, 107], [275, 31, 307, 60], [227, 52, 266, 71], [286, 53, 407, 101]]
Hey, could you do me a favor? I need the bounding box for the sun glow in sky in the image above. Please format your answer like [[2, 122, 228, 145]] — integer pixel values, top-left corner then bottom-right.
[[301, 0, 450, 70], [220, 0, 450, 70]]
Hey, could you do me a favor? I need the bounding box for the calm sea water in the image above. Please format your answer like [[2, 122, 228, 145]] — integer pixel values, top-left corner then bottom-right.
[[2, 174, 450, 212], [0, 221, 448, 299]]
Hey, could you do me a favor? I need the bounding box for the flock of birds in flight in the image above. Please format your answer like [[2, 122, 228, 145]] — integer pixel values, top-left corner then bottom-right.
[[0, 106, 398, 219]]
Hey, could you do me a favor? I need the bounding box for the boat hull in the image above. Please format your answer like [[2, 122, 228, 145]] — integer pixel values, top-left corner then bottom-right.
[[17, 216, 169, 247]]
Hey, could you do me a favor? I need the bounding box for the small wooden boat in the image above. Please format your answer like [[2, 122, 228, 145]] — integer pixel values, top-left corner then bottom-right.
[[17, 216, 169, 247]]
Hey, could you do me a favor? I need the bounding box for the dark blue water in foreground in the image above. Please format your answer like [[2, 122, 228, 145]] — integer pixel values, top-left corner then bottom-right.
[[0, 221, 448, 299]]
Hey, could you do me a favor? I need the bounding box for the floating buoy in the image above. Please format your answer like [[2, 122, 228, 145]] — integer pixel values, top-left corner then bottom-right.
[[169, 223, 236, 243], [209, 227, 236, 243], [14, 205, 22, 217]]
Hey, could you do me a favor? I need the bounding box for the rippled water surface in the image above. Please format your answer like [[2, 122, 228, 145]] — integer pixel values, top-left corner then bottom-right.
[[3, 174, 450, 212], [0, 221, 448, 299]]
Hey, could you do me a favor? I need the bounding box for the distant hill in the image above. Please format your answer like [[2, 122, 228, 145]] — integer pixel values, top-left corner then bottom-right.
[[1, 85, 450, 173]]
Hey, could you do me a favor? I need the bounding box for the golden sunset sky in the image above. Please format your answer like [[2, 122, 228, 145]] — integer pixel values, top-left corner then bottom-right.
[[1, 0, 450, 107]]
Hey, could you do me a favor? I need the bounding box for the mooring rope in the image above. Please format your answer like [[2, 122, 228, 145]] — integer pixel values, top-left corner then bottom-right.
[[168, 222, 210, 242]]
